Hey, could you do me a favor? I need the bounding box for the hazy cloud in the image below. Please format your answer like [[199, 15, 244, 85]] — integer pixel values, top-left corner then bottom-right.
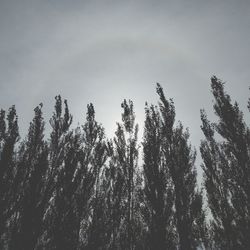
[[0, 0, 250, 153]]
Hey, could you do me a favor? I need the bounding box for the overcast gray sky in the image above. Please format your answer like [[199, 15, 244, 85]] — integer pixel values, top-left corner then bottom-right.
[[1, 0, 250, 156]]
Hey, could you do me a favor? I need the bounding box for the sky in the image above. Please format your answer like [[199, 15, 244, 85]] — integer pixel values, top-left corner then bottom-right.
[[1, 0, 250, 165]]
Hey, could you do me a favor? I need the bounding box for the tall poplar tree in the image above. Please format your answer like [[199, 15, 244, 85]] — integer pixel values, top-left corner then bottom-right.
[[38, 95, 74, 249], [201, 76, 250, 249], [105, 99, 139, 249], [0, 106, 19, 247], [143, 84, 207, 250], [156, 83, 207, 250], [143, 103, 175, 250], [79, 103, 108, 249], [10, 104, 48, 250]]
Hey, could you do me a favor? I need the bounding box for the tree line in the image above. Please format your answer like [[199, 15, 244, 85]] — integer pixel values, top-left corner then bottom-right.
[[0, 76, 250, 249]]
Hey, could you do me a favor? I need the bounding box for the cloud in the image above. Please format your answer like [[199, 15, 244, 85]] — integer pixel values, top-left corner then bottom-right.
[[0, 0, 250, 150]]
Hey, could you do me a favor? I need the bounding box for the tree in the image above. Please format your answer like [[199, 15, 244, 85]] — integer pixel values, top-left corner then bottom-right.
[[156, 83, 207, 250], [200, 76, 250, 249], [0, 81, 230, 249], [169, 124, 206, 250], [9, 104, 48, 250], [37, 95, 75, 249], [143, 84, 207, 250], [0, 106, 19, 247], [78, 103, 108, 249], [143, 103, 175, 250], [104, 100, 139, 250]]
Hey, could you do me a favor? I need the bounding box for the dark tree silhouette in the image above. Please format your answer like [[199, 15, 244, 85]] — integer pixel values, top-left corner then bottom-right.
[[2, 77, 249, 250], [201, 76, 250, 249], [157, 83, 207, 250], [36, 96, 75, 249], [104, 99, 139, 250], [143, 84, 207, 250], [169, 124, 206, 250], [79, 103, 108, 249], [0, 106, 19, 248], [9, 104, 48, 250], [143, 103, 175, 250]]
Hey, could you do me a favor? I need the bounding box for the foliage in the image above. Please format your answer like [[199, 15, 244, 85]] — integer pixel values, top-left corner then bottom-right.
[[0, 77, 248, 249]]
